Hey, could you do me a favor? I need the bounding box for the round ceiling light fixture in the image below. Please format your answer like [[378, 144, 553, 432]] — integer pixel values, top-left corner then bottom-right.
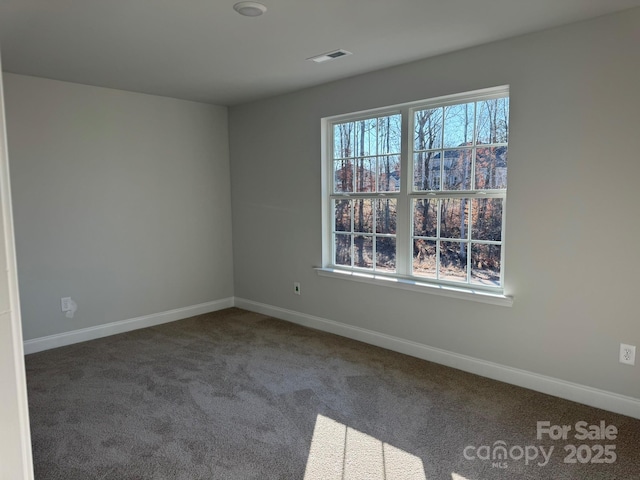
[[233, 1, 267, 17]]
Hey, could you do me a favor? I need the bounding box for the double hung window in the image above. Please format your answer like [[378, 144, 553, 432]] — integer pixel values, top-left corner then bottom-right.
[[323, 86, 509, 296]]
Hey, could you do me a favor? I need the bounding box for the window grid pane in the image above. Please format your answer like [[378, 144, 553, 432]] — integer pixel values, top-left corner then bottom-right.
[[411, 197, 503, 285], [333, 113, 402, 195], [413, 97, 509, 193], [332, 198, 397, 274]]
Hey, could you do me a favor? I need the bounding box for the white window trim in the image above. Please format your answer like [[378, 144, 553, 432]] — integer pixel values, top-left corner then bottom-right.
[[320, 86, 513, 306], [315, 267, 513, 307]]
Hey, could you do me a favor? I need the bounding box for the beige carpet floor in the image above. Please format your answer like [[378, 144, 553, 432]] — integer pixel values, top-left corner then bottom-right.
[[25, 307, 640, 479]]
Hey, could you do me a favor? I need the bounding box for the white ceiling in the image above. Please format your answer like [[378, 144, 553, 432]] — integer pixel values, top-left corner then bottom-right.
[[1, 0, 639, 106]]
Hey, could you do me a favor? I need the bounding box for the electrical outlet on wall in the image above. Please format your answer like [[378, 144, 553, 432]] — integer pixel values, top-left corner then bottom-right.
[[61, 297, 72, 312], [61, 297, 78, 318], [294, 282, 301, 295], [619, 344, 636, 366]]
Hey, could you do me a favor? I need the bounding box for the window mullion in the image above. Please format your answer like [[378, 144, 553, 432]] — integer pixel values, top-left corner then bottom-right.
[[436, 199, 441, 280], [467, 199, 472, 284], [471, 100, 478, 190], [500, 194, 507, 288], [395, 108, 410, 276], [350, 199, 355, 268], [372, 196, 377, 272]]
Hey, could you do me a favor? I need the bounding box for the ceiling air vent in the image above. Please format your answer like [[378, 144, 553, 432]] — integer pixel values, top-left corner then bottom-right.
[[307, 49, 352, 63]]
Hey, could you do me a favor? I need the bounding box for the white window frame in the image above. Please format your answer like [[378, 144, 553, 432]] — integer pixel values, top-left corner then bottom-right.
[[319, 86, 513, 306]]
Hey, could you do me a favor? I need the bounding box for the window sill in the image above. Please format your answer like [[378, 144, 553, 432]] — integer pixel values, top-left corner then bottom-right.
[[315, 268, 513, 307]]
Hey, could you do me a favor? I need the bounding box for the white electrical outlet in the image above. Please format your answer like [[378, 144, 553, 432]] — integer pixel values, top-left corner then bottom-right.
[[294, 282, 301, 295], [61, 297, 72, 312], [619, 344, 636, 366], [61, 297, 78, 318]]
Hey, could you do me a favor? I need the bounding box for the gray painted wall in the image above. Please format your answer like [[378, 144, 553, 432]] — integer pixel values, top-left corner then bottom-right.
[[229, 10, 640, 399], [4, 74, 233, 341]]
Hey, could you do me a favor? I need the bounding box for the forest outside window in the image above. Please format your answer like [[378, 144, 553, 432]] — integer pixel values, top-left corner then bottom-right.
[[322, 86, 510, 296]]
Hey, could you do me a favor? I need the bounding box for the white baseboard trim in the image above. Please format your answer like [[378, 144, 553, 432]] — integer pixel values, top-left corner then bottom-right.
[[234, 297, 640, 420], [23, 297, 234, 355]]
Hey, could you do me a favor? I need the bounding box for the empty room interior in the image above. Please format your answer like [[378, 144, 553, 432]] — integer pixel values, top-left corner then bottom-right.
[[1, 1, 640, 479]]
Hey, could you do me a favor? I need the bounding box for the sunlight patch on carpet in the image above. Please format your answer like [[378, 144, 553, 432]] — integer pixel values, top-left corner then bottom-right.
[[451, 473, 472, 480], [304, 414, 427, 479]]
